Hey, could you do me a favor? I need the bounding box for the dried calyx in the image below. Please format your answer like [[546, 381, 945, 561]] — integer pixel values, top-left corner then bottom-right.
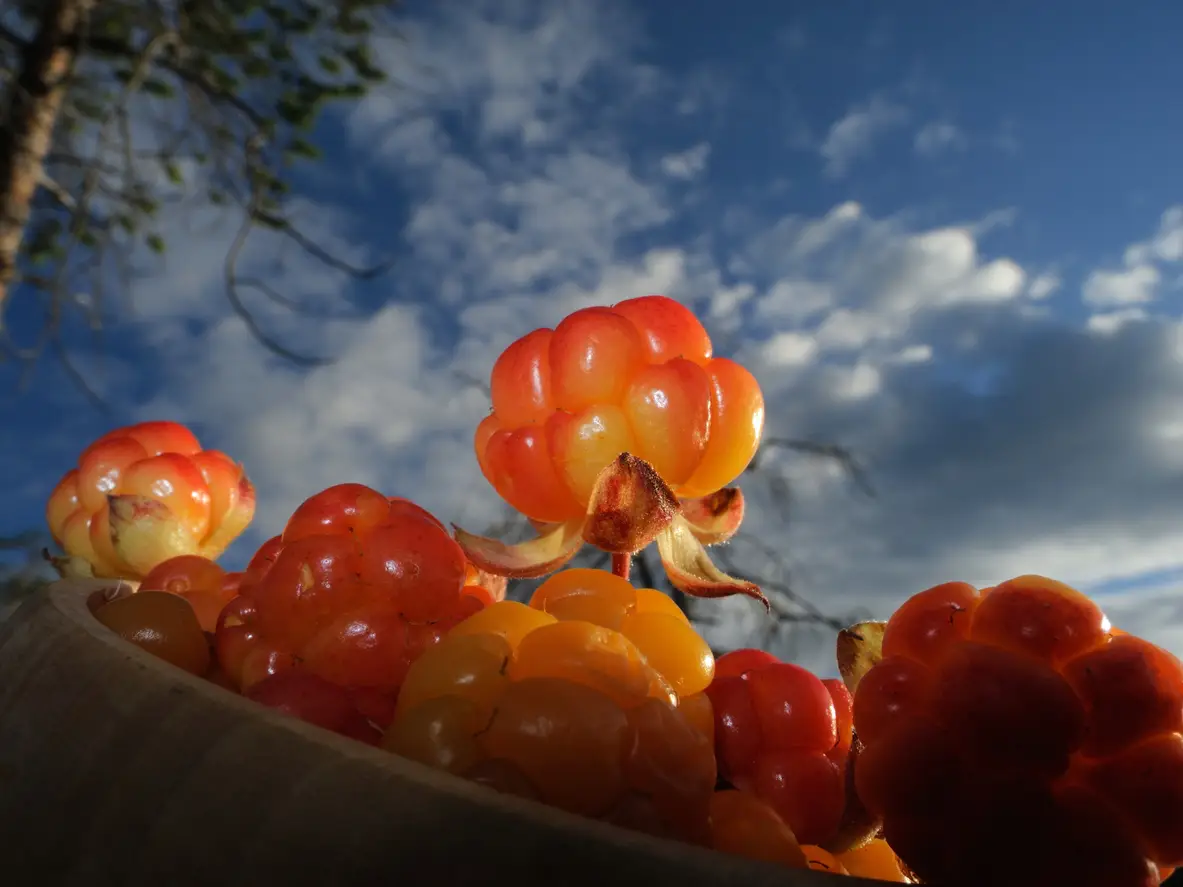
[[454, 452, 769, 611]]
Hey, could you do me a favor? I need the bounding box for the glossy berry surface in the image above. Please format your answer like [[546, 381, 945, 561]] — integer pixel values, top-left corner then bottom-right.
[[708, 789, 808, 870], [46, 421, 255, 579], [214, 484, 489, 708], [385, 568, 717, 843], [704, 648, 848, 846], [140, 554, 238, 632], [94, 590, 211, 677], [244, 672, 381, 746], [854, 575, 1183, 887], [475, 296, 765, 522]]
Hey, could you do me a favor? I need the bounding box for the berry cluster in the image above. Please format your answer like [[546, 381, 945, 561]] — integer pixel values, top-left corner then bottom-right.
[[706, 648, 854, 846], [853, 576, 1183, 887], [386, 568, 718, 842], [475, 295, 764, 523], [707, 787, 908, 881], [58, 295, 1183, 886], [213, 484, 492, 704], [140, 554, 242, 631], [46, 421, 255, 579]]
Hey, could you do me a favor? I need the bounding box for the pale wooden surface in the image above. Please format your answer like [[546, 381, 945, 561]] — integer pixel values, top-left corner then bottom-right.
[[0, 579, 885, 887]]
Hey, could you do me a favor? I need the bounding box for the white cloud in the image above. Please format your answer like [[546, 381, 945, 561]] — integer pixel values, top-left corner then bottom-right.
[[761, 331, 818, 366], [1082, 208, 1183, 308], [1088, 308, 1147, 334], [793, 201, 864, 257], [660, 143, 711, 180], [1124, 205, 1183, 265], [1027, 271, 1061, 300], [1083, 264, 1161, 306], [819, 97, 908, 178], [753, 279, 836, 324], [913, 122, 966, 157], [708, 282, 755, 319], [826, 362, 881, 400], [815, 309, 879, 351], [892, 344, 933, 364]]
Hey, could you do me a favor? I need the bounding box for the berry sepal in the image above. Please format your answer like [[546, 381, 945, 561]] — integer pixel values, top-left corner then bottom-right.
[[819, 741, 884, 856], [836, 620, 886, 694], [43, 550, 97, 580], [680, 487, 746, 545], [453, 518, 587, 580], [581, 453, 679, 553], [453, 453, 676, 578], [456, 452, 767, 608], [654, 516, 768, 610]]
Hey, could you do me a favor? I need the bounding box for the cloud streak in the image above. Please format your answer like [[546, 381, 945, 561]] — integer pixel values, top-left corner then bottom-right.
[[819, 97, 908, 178]]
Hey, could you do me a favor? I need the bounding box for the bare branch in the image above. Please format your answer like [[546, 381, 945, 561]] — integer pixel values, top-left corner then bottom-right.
[[452, 370, 491, 398], [748, 436, 877, 498], [223, 202, 333, 367], [254, 211, 394, 279], [37, 169, 75, 209], [235, 275, 360, 320]]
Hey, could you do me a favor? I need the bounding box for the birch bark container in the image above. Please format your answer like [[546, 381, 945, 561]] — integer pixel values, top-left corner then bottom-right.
[[0, 579, 883, 886]]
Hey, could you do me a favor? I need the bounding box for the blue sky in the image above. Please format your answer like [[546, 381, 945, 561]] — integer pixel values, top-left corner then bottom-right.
[[3, 0, 1182, 672]]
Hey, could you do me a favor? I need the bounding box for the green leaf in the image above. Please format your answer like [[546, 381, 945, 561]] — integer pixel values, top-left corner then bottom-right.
[[338, 14, 370, 36], [255, 211, 286, 231], [164, 161, 184, 184], [24, 218, 62, 261], [211, 69, 239, 91], [318, 55, 342, 74], [287, 137, 321, 160], [130, 195, 158, 215], [146, 234, 166, 254], [73, 98, 104, 119], [242, 57, 272, 78], [143, 78, 174, 98], [344, 45, 384, 81], [276, 95, 313, 125]]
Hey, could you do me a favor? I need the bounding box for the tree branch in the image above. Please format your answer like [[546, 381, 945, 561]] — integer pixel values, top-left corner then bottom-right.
[[753, 437, 877, 498], [37, 169, 75, 209], [0, 0, 96, 319], [5, 1, 404, 396]]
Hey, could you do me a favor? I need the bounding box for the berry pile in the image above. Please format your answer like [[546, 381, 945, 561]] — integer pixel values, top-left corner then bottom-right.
[[214, 484, 492, 710], [852, 576, 1183, 887], [475, 295, 764, 523], [706, 648, 854, 846], [385, 568, 718, 843], [52, 295, 1183, 886], [94, 589, 212, 677], [706, 788, 908, 881], [46, 421, 255, 579], [140, 554, 242, 632]]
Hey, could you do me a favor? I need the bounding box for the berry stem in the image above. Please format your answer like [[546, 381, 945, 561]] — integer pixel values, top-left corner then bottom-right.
[[611, 551, 632, 581]]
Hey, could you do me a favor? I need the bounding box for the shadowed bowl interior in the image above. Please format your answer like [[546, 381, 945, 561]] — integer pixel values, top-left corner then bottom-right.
[[0, 579, 883, 886]]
